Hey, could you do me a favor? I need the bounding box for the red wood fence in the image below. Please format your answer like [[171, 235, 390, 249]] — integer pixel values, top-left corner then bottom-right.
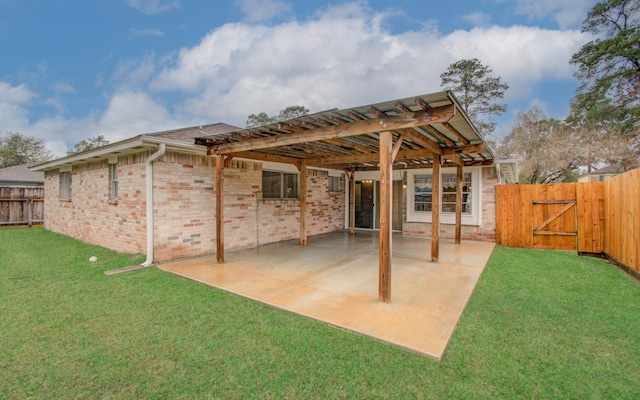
[[496, 168, 639, 276]]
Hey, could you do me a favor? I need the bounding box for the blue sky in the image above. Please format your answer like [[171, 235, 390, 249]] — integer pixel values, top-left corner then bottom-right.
[[0, 0, 598, 156]]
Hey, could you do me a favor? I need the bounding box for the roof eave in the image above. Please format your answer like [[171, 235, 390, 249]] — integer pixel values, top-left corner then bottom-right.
[[30, 135, 206, 172]]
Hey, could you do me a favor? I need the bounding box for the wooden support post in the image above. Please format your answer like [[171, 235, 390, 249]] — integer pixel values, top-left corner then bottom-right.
[[298, 161, 308, 246], [431, 153, 441, 262], [455, 164, 463, 244], [379, 131, 393, 303], [216, 155, 225, 263], [349, 170, 356, 235]]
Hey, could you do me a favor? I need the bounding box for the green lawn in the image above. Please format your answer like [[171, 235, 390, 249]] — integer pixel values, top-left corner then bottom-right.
[[1, 227, 639, 399]]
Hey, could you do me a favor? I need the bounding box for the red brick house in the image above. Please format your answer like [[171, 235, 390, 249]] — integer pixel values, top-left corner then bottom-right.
[[31, 92, 517, 266]]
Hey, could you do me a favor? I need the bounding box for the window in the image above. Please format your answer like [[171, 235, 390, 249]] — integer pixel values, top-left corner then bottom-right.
[[262, 170, 299, 199], [329, 176, 342, 192], [413, 172, 472, 213], [407, 168, 482, 226], [60, 171, 72, 199], [109, 163, 118, 200]]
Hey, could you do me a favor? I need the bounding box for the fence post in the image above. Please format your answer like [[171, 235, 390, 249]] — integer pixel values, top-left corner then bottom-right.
[[28, 199, 33, 227]]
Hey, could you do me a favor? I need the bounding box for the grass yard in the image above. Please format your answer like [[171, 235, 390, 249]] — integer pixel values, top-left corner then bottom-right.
[[1, 227, 640, 399]]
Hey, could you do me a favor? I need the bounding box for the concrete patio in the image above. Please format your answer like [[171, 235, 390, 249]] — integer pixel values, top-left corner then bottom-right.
[[158, 231, 495, 360]]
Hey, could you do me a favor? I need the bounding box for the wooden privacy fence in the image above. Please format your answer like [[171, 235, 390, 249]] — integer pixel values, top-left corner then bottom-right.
[[0, 187, 44, 226], [497, 168, 639, 276]]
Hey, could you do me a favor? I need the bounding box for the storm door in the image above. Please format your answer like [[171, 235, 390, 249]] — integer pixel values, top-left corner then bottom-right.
[[354, 180, 403, 230]]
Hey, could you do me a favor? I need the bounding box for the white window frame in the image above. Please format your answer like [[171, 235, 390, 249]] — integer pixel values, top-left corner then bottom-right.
[[59, 171, 72, 199], [108, 163, 118, 201], [262, 169, 299, 200], [328, 175, 342, 192], [406, 167, 482, 226]]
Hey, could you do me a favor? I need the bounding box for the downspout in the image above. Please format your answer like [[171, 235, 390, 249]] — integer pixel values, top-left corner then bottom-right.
[[141, 143, 166, 267]]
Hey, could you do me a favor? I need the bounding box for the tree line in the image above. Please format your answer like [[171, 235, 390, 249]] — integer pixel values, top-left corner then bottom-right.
[[2, 0, 638, 184]]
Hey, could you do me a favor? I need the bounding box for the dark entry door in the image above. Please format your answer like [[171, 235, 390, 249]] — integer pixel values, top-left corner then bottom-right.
[[355, 181, 374, 229]]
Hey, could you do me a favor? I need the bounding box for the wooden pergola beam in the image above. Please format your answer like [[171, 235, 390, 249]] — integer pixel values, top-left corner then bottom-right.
[[397, 128, 442, 154], [323, 138, 372, 154], [421, 124, 456, 147], [442, 122, 470, 145], [212, 105, 454, 154], [447, 153, 464, 167], [306, 144, 482, 168], [215, 150, 301, 166], [351, 159, 490, 171], [391, 135, 404, 160]]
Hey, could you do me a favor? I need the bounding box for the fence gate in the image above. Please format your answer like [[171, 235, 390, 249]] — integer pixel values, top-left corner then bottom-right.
[[532, 199, 577, 250]]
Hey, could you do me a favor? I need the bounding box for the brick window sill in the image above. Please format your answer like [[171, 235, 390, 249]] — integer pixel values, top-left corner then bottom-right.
[[58, 198, 71, 202], [108, 199, 118, 205]]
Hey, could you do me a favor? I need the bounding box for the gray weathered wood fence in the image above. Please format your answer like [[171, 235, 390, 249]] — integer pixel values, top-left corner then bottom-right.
[[0, 187, 44, 226]]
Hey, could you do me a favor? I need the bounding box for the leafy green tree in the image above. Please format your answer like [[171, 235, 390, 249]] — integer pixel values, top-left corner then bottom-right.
[[246, 105, 310, 128], [569, 0, 640, 168], [0, 132, 53, 168], [570, 0, 640, 119], [440, 58, 509, 137], [67, 135, 110, 155]]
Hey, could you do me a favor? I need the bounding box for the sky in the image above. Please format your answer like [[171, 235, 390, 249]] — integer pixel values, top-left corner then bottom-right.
[[0, 0, 599, 157]]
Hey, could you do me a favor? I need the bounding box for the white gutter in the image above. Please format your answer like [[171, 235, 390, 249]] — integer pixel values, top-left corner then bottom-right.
[[142, 143, 166, 267]]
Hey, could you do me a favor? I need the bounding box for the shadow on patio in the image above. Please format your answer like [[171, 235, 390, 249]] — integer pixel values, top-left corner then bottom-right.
[[158, 231, 495, 360]]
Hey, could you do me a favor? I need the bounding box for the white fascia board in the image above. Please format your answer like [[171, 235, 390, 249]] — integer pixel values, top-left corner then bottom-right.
[[30, 135, 205, 172], [30, 136, 147, 171], [142, 136, 207, 155]]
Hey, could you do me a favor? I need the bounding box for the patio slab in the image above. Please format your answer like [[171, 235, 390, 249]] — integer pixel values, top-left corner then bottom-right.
[[158, 231, 495, 360]]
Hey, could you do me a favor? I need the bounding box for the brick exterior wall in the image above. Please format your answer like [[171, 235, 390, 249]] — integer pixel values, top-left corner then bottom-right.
[[401, 166, 498, 241], [43, 151, 346, 263], [258, 169, 345, 245], [152, 152, 218, 262], [43, 153, 148, 254]]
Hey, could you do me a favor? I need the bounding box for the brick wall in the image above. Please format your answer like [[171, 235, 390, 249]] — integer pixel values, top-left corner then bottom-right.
[[152, 152, 218, 261], [258, 169, 345, 245], [401, 166, 498, 241], [43, 153, 148, 254], [43, 151, 346, 263]]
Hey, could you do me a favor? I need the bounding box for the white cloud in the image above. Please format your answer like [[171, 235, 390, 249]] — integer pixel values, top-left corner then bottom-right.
[[442, 25, 586, 101], [43, 97, 66, 114], [124, 0, 181, 14], [235, 0, 292, 22], [0, 82, 35, 130], [0, 82, 35, 104], [150, 3, 589, 125], [112, 52, 158, 89], [462, 11, 492, 27], [27, 91, 181, 157], [97, 90, 176, 142], [508, 0, 596, 28], [129, 28, 165, 37], [1, 1, 594, 158]]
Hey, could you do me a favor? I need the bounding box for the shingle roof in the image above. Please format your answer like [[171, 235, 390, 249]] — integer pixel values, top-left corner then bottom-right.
[[149, 123, 241, 143], [0, 162, 45, 184]]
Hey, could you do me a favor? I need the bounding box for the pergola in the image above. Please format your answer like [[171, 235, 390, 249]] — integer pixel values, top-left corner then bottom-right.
[[195, 90, 494, 303]]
